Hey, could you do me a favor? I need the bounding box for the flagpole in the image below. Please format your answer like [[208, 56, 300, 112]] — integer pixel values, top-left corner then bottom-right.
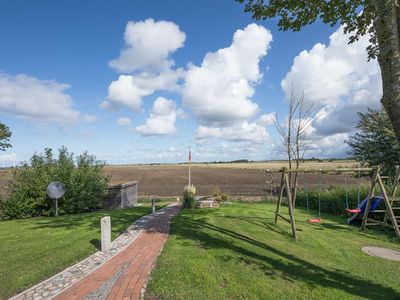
[[188, 147, 191, 186]]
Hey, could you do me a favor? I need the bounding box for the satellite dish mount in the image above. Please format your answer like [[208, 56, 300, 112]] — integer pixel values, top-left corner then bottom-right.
[[47, 181, 66, 217]]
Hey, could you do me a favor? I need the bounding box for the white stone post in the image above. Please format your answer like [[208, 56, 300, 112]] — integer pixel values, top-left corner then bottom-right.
[[101, 216, 111, 252], [152, 198, 156, 213]]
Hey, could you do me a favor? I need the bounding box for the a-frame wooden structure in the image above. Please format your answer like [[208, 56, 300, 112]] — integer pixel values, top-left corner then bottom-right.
[[275, 168, 297, 240], [275, 166, 400, 240], [361, 166, 400, 239]]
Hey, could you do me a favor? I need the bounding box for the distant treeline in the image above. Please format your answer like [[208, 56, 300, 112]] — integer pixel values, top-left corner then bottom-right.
[[104, 157, 352, 167], [181, 158, 351, 164], [201, 159, 251, 164]]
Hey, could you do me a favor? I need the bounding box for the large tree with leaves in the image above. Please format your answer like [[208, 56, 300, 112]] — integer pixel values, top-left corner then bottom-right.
[[237, 0, 400, 144], [0, 122, 11, 151], [346, 108, 400, 175]]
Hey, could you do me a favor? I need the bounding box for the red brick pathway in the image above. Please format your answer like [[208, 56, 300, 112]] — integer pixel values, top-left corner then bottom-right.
[[53, 204, 181, 300]]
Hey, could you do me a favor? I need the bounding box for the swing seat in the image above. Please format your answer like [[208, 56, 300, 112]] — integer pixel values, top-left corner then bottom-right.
[[308, 218, 321, 224], [345, 208, 361, 214]]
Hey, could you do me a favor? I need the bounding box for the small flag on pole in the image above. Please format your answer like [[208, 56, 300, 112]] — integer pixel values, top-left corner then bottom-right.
[[188, 148, 192, 162]]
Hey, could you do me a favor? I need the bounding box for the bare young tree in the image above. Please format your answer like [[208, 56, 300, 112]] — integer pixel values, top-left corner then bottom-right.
[[275, 86, 316, 206]]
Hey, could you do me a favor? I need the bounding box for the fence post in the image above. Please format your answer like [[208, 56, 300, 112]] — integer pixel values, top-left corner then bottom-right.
[[101, 216, 111, 252]]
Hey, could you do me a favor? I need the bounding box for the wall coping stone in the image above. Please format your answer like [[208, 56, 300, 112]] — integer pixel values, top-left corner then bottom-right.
[[108, 181, 138, 189]]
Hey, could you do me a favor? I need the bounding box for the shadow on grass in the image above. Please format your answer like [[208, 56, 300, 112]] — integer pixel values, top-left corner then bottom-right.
[[27, 207, 153, 232], [223, 216, 292, 237], [90, 239, 101, 250], [172, 210, 400, 299], [318, 222, 354, 231], [294, 209, 358, 233]]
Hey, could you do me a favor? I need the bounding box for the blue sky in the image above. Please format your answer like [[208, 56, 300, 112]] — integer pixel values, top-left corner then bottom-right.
[[0, 0, 382, 165]]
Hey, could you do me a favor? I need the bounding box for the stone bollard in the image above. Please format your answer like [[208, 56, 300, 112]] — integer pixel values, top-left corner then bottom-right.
[[101, 216, 111, 252], [152, 198, 156, 213]]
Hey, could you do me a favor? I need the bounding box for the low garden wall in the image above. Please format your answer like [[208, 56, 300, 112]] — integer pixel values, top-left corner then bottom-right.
[[105, 181, 138, 209]]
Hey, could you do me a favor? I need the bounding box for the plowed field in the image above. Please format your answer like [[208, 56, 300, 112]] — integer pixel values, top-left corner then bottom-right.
[[104, 164, 362, 197]]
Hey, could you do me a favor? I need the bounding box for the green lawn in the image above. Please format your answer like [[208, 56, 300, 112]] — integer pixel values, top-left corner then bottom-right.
[[0, 202, 169, 299], [146, 202, 400, 300]]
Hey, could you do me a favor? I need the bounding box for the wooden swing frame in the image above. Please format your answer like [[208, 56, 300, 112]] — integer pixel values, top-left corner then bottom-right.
[[275, 167, 373, 240], [360, 166, 400, 239]]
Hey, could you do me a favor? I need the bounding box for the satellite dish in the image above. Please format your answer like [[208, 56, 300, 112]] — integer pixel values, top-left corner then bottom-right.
[[47, 181, 65, 217], [47, 181, 65, 199]]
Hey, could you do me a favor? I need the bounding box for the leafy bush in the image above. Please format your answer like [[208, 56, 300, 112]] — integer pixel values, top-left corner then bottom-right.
[[183, 185, 196, 209], [0, 147, 109, 219], [210, 187, 229, 201], [221, 193, 229, 201], [211, 187, 221, 199]]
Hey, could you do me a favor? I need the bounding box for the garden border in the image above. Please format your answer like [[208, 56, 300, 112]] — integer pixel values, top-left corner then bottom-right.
[[10, 203, 177, 300]]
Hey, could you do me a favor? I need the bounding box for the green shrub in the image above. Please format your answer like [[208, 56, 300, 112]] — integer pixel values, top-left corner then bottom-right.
[[221, 193, 229, 201], [0, 147, 109, 219], [183, 185, 196, 209], [211, 187, 231, 201], [211, 187, 221, 199]]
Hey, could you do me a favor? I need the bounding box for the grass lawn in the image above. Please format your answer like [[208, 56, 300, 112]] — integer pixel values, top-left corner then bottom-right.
[[0, 202, 169, 299], [146, 202, 400, 300]]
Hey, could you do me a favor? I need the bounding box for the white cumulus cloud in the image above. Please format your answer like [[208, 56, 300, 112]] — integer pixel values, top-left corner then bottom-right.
[[256, 113, 276, 126], [102, 75, 151, 111], [136, 97, 179, 136], [117, 117, 132, 126], [195, 111, 274, 143], [282, 26, 381, 107], [83, 114, 98, 123], [0, 73, 80, 124], [0, 153, 17, 167], [102, 69, 184, 112], [109, 18, 186, 73], [281, 25, 382, 154], [182, 23, 273, 126], [307, 133, 350, 158], [196, 121, 269, 144]]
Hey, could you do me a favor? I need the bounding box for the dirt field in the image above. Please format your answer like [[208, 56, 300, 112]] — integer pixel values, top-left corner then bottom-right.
[[189, 160, 358, 171], [0, 161, 365, 198], [104, 164, 363, 197]]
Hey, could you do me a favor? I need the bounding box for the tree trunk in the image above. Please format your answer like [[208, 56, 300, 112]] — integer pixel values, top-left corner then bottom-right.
[[287, 101, 293, 192], [373, 0, 400, 143]]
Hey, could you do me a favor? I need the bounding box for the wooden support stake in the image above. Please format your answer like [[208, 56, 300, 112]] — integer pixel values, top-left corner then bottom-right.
[[284, 172, 297, 240], [274, 168, 297, 240], [276, 213, 291, 223], [384, 166, 400, 224], [275, 169, 286, 224]]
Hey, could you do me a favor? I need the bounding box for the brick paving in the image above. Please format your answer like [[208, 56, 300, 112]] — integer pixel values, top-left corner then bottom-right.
[[53, 204, 180, 300], [10, 203, 180, 300]]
